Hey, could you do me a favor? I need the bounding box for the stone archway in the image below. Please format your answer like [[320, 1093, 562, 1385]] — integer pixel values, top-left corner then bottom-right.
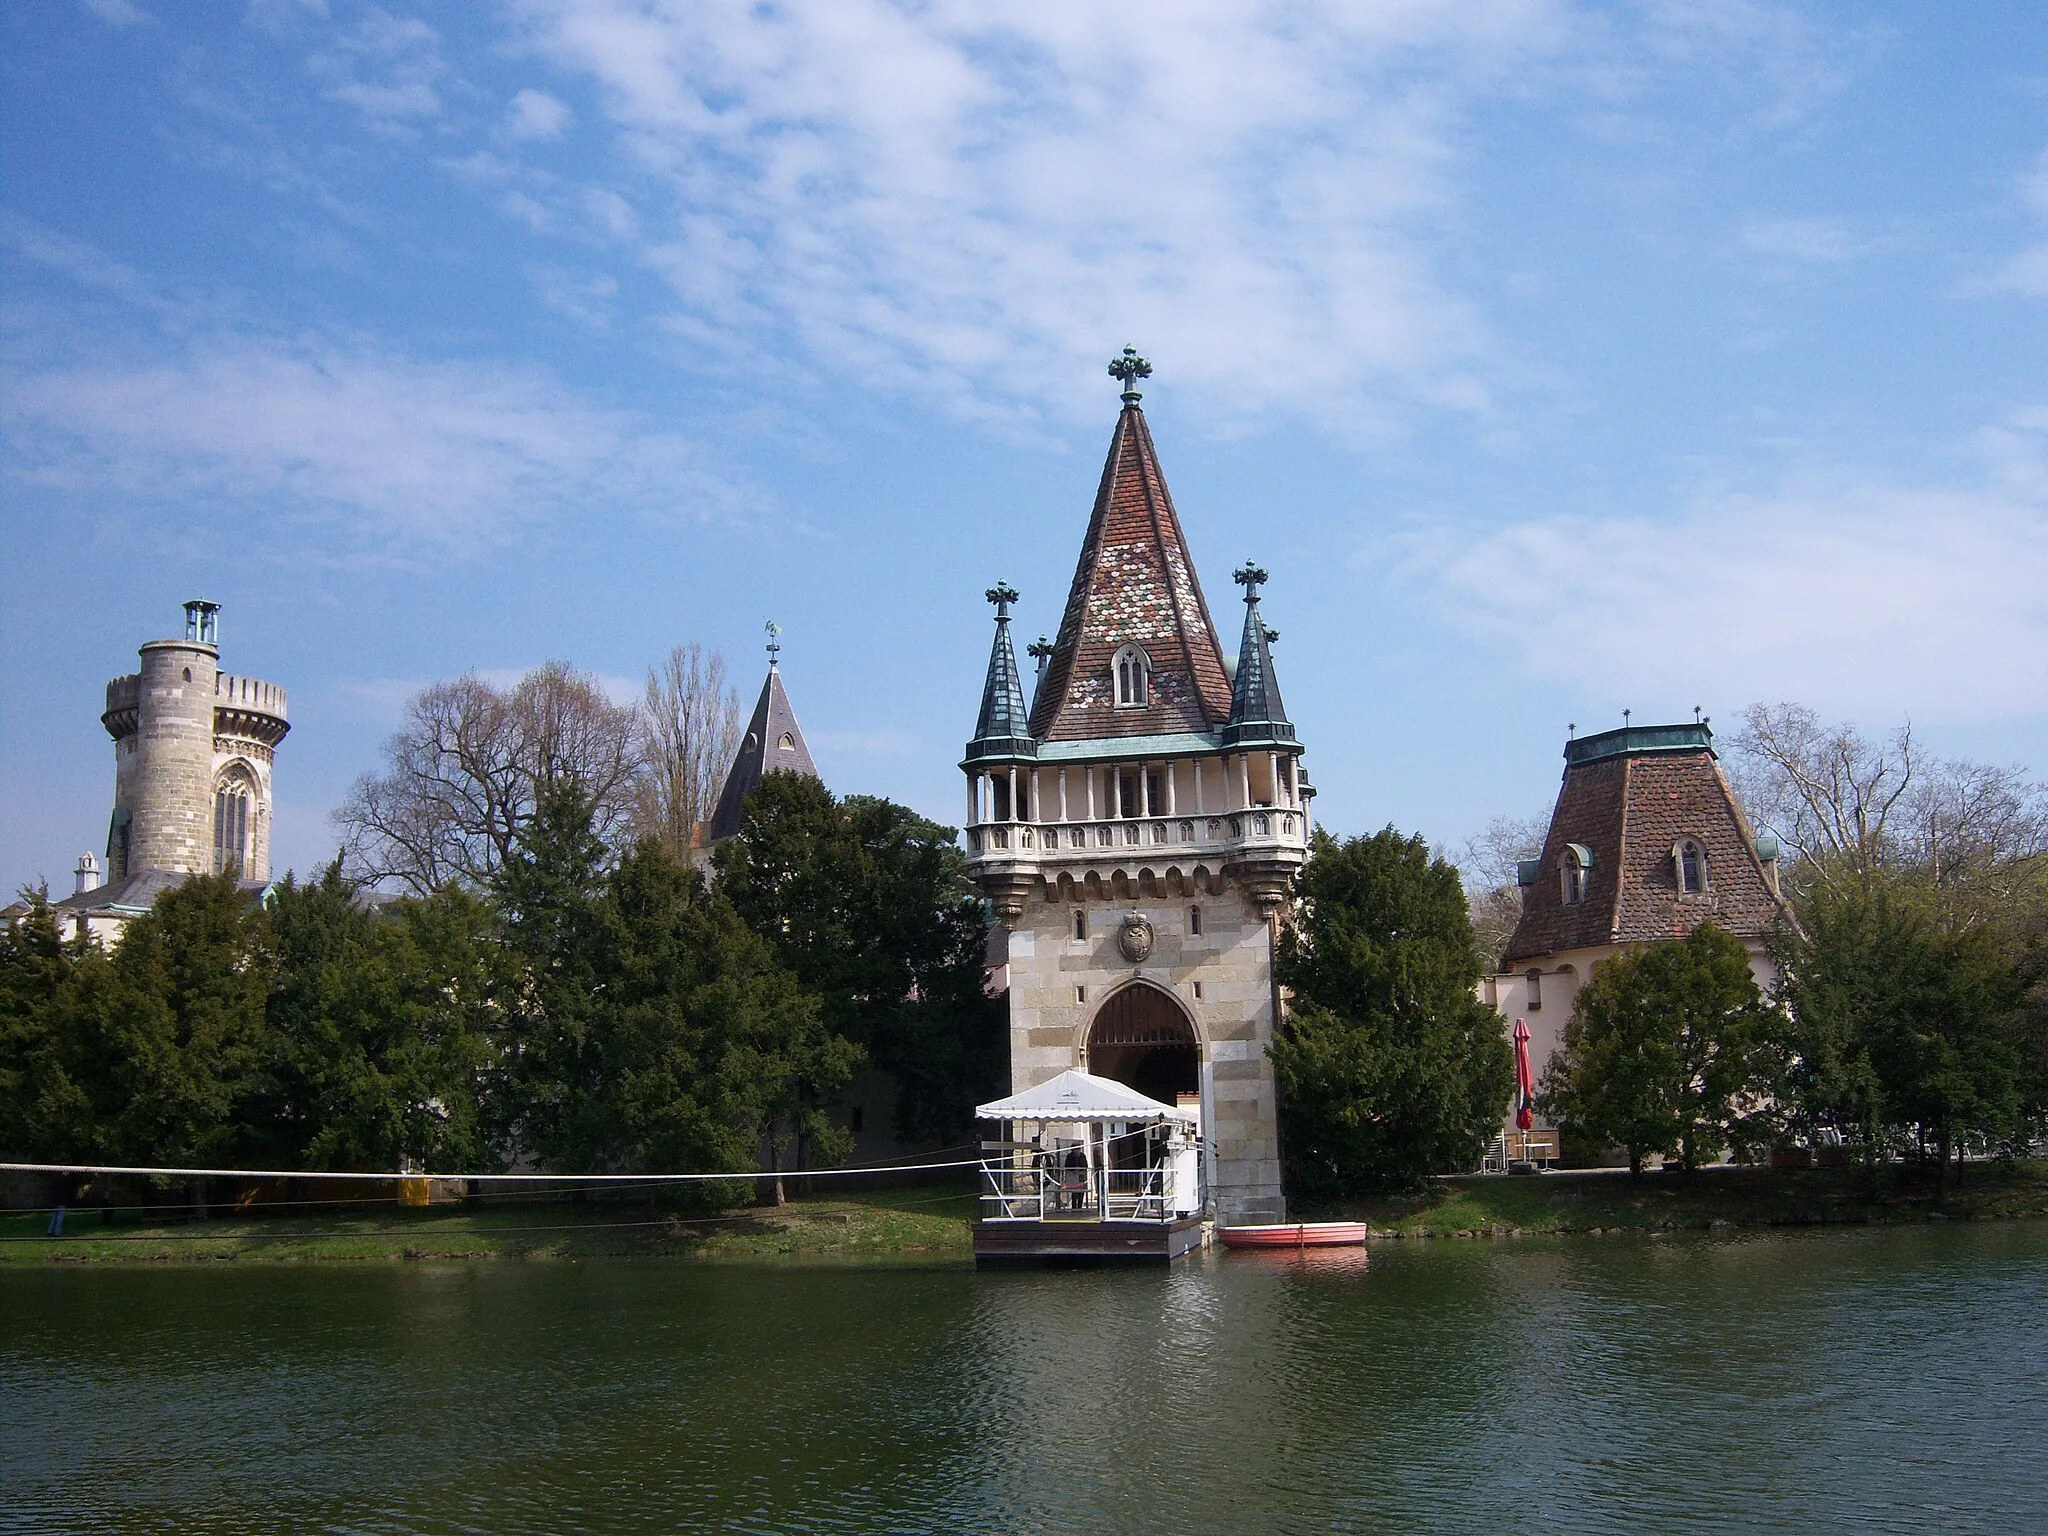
[[1083, 982, 1199, 1105]]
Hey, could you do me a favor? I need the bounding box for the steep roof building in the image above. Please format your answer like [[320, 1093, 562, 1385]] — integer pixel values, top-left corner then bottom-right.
[[706, 632, 820, 843], [1488, 719, 1790, 1165], [960, 351, 1312, 1224]]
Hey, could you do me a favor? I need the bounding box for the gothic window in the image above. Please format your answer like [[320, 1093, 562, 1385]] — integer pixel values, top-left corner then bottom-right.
[[778, 732, 795, 751], [214, 780, 251, 875], [1253, 814, 1270, 836], [1560, 843, 1591, 906], [1179, 820, 1194, 841], [1112, 643, 1151, 708], [1676, 839, 1708, 894]]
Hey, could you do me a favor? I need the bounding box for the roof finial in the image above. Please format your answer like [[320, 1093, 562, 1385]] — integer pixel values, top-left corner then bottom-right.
[[1693, 704, 1703, 723], [1108, 346, 1152, 404], [1027, 634, 1053, 675], [1623, 707, 1632, 727], [986, 581, 1018, 619], [764, 619, 781, 667], [1568, 722, 1576, 739], [1234, 562, 1268, 602]]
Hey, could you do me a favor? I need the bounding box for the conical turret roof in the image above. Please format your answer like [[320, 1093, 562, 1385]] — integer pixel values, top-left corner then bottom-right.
[[1028, 398, 1233, 741], [1221, 565, 1295, 748], [965, 583, 1036, 764], [707, 659, 818, 841]]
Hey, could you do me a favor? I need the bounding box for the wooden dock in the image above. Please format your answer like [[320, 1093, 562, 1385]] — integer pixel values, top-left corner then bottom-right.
[[972, 1215, 1209, 1267]]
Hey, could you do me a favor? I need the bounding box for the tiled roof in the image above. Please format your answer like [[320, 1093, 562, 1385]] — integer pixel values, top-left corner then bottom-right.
[[1502, 730, 1786, 965], [1221, 574, 1294, 748], [1027, 402, 1233, 742], [708, 663, 819, 841], [964, 588, 1035, 765]]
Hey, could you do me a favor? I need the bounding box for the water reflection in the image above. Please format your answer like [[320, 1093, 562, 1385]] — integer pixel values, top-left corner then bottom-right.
[[3, 1225, 2045, 1534]]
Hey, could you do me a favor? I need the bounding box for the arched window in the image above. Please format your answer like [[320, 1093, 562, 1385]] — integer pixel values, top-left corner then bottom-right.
[[1559, 842, 1592, 906], [777, 732, 795, 751], [214, 777, 252, 875], [1675, 838, 1708, 894], [1112, 643, 1151, 708]]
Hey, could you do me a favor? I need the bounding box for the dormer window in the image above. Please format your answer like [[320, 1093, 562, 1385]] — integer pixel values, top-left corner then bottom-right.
[[1559, 842, 1592, 906], [1112, 643, 1151, 708], [1675, 838, 1708, 894], [778, 732, 795, 751]]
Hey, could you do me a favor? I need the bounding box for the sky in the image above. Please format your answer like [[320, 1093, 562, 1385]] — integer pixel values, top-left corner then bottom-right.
[[4, 0, 2047, 896]]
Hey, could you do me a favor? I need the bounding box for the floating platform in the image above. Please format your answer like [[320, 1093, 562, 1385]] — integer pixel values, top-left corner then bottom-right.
[[1218, 1221, 1369, 1250], [973, 1216, 1209, 1267]]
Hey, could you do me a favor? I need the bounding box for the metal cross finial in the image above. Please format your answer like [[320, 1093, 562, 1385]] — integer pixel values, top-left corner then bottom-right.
[[986, 581, 1019, 617], [1027, 635, 1053, 673], [1693, 704, 1703, 723], [1108, 346, 1152, 402], [764, 619, 781, 666], [1234, 562, 1268, 601], [1623, 708, 1632, 727]]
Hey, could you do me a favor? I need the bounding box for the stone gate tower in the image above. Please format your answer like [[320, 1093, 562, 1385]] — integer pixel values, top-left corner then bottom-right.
[[960, 353, 1312, 1224], [103, 601, 289, 885]]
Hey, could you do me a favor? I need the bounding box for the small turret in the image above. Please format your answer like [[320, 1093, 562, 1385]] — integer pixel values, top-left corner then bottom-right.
[[1220, 563, 1295, 749], [74, 852, 102, 896], [964, 583, 1036, 765]]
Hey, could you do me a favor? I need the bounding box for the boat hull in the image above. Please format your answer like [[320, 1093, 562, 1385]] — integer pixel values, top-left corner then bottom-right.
[[1218, 1221, 1369, 1249]]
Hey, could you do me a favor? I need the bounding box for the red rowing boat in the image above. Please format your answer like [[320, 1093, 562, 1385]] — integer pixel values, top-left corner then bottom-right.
[[1218, 1221, 1369, 1249]]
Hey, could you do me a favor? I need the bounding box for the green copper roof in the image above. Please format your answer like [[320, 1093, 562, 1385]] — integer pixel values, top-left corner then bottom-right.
[[1564, 722, 1715, 766]]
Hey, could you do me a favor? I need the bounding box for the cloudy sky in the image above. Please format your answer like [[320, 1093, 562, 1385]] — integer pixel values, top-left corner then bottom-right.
[[4, 0, 2046, 892]]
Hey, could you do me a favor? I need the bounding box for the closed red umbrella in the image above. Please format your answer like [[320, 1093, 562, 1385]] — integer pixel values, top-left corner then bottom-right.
[[1512, 1017, 1536, 1132]]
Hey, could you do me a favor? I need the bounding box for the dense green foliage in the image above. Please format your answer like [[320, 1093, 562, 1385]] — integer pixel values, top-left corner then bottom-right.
[[714, 773, 1004, 1142], [1271, 828, 1513, 1198], [1537, 924, 1782, 1174], [1, 775, 990, 1201]]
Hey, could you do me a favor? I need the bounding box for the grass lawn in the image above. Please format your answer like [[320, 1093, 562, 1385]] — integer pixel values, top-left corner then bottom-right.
[[1333, 1159, 2048, 1238], [0, 1185, 979, 1265]]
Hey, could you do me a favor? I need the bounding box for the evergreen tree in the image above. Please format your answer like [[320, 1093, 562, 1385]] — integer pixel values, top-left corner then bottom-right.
[[0, 889, 102, 1160], [714, 773, 1001, 1141], [1271, 828, 1513, 1198], [1539, 924, 1783, 1175]]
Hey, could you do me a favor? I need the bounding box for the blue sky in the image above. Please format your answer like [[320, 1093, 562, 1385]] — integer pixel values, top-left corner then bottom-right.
[[4, 0, 2047, 894]]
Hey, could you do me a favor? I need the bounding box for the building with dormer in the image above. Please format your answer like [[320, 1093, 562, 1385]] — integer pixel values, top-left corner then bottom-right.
[[960, 353, 1311, 1224]]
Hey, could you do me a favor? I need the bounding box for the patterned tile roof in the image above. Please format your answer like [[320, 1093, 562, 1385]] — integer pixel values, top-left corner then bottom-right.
[[1502, 729, 1787, 965], [964, 584, 1035, 764], [708, 662, 819, 841], [1027, 402, 1233, 742]]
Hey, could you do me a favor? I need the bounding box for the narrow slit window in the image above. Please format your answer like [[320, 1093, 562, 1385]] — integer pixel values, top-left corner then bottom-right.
[[1189, 905, 1202, 936], [1073, 909, 1087, 941]]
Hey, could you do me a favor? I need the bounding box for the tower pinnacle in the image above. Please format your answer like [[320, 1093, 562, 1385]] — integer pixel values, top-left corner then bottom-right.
[[1108, 346, 1152, 404], [764, 619, 781, 668]]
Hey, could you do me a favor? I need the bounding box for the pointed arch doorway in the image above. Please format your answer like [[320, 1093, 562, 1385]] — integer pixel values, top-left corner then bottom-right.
[[1082, 983, 1200, 1105]]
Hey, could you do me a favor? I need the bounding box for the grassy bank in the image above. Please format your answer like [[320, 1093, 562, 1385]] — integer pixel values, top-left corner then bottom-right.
[[7, 1163, 2046, 1262], [0, 1186, 978, 1265], [1338, 1160, 2048, 1238]]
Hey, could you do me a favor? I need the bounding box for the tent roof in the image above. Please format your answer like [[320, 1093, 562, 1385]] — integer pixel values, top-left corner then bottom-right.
[[976, 1068, 1194, 1124]]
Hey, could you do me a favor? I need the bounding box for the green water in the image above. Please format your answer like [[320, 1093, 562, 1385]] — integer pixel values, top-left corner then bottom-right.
[[3, 1224, 2045, 1534]]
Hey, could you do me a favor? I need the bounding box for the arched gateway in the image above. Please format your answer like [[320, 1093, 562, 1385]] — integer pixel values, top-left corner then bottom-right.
[[1083, 983, 1198, 1105]]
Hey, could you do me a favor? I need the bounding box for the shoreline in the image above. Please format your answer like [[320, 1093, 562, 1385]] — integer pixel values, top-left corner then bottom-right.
[[4, 1163, 2044, 1264]]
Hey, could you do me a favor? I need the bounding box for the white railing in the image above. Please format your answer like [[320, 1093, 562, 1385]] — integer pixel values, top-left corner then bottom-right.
[[966, 811, 1305, 858], [977, 1154, 1191, 1223]]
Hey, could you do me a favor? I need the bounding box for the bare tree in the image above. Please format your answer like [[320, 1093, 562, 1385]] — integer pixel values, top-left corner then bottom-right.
[[336, 662, 639, 894], [1729, 702, 1919, 894], [1458, 813, 1549, 972], [1900, 757, 2048, 934], [632, 644, 742, 856]]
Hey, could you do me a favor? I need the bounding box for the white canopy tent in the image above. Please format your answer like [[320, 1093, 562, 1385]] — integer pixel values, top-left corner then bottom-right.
[[976, 1068, 1196, 1126]]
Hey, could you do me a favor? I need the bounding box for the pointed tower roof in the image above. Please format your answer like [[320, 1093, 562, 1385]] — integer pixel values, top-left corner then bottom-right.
[[1028, 354, 1233, 742], [707, 635, 819, 841], [964, 583, 1037, 765], [1221, 563, 1295, 748]]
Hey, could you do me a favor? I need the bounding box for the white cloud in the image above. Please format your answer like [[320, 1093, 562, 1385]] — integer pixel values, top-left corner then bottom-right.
[[3, 335, 743, 554], [1736, 215, 1861, 265], [79, 0, 153, 27], [309, 6, 445, 126], [1397, 420, 2048, 722], [507, 87, 573, 140], [508, 0, 1580, 425]]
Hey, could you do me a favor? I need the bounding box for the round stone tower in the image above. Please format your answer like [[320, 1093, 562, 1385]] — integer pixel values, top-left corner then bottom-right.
[[102, 601, 289, 884]]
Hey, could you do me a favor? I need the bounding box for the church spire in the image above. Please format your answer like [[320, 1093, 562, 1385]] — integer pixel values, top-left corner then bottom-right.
[[706, 631, 820, 841], [1221, 562, 1295, 748], [1028, 353, 1233, 740], [964, 582, 1036, 764]]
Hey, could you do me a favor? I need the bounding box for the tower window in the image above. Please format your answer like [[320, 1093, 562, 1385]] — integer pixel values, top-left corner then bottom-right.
[[1676, 839, 1708, 894], [1526, 969, 1543, 1011], [214, 783, 250, 875], [1111, 643, 1151, 708], [1076, 986, 1087, 1004], [1074, 909, 1087, 941], [1189, 905, 1202, 936]]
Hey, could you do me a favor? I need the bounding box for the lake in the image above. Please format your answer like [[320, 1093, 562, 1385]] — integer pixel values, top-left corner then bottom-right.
[[3, 1222, 2045, 1534]]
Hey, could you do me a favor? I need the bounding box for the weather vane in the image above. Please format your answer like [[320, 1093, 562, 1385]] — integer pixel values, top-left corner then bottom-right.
[[764, 619, 781, 666], [986, 581, 1018, 617], [1108, 346, 1152, 402]]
